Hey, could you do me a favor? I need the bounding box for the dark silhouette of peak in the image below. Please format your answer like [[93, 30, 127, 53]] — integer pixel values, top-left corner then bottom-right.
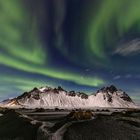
[[17, 92, 30, 100], [120, 92, 133, 102], [99, 85, 118, 94], [109, 85, 117, 92], [57, 86, 64, 91], [31, 87, 40, 93], [53, 88, 59, 94], [69, 91, 76, 97], [77, 92, 88, 99]]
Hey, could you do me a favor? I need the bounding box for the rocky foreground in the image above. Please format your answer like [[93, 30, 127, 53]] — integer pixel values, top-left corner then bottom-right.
[[0, 108, 140, 140], [64, 112, 140, 140]]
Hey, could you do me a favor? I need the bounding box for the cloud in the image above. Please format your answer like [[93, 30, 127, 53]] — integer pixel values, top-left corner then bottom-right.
[[113, 74, 133, 80], [114, 38, 140, 56], [113, 75, 121, 80], [125, 74, 132, 78]]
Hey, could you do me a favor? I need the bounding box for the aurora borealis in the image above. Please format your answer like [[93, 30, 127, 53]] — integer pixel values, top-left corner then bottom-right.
[[0, 0, 140, 104]]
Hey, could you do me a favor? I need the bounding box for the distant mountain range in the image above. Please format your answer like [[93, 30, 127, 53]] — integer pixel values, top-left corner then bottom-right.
[[0, 85, 137, 109]]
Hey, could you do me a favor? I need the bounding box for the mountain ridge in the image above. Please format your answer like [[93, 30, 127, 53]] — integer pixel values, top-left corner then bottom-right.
[[0, 85, 137, 109]]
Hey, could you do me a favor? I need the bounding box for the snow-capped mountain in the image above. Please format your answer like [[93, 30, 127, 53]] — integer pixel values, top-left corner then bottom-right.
[[0, 85, 137, 109]]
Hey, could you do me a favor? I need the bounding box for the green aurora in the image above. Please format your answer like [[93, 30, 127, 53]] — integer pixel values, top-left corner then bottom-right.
[[0, 0, 140, 103]]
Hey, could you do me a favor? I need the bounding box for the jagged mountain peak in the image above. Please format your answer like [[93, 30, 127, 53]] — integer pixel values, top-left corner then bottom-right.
[[95, 85, 133, 104], [97, 85, 118, 94], [0, 85, 137, 109]]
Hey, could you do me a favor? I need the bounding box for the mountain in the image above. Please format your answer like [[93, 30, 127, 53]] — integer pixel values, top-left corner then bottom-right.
[[0, 85, 137, 109]]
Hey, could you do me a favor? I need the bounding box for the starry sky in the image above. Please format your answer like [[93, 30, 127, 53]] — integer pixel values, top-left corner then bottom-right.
[[0, 0, 140, 104]]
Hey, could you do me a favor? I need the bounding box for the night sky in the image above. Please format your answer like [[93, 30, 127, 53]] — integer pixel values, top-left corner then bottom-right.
[[0, 0, 140, 103]]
